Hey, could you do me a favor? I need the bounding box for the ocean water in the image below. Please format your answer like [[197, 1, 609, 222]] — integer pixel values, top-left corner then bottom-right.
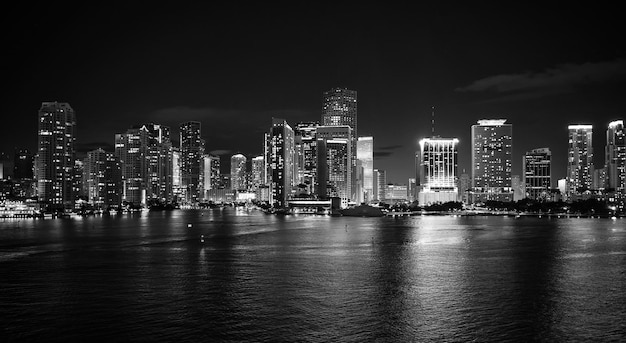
[[1, 209, 625, 342]]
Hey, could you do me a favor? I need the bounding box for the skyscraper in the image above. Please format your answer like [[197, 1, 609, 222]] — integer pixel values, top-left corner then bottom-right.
[[417, 137, 459, 205], [373, 169, 386, 202], [605, 120, 625, 194], [317, 126, 353, 201], [321, 88, 357, 202], [14, 149, 33, 180], [251, 155, 265, 190], [567, 124, 593, 196], [83, 148, 122, 209], [230, 154, 247, 191], [523, 148, 551, 200], [115, 126, 148, 206], [357, 136, 374, 203], [201, 154, 220, 199], [36, 102, 76, 210], [180, 121, 204, 204], [268, 118, 295, 208], [471, 119, 513, 203], [144, 124, 174, 204], [294, 122, 319, 195]]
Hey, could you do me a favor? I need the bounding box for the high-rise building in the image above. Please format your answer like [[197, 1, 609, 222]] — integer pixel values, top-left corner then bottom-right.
[[471, 119, 513, 203], [458, 172, 471, 203], [14, 149, 33, 180], [172, 147, 181, 202], [322, 88, 357, 202], [294, 122, 319, 196], [567, 124, 593, 196], [201, 154, 220, 199], [251, 155, 265, 190], [180, 121, 204, 204], [83, 148, 122, 209], [523, 148, 551, 200], [0, 153, 12, 180], [230, 154, 247, 191], [357, 136, 374, 203], [373, 169, 386, 202], [417, 137, 459, 205], [317, 126, 353, 202], [35, 102, 76, 211], [268, 118, 295, 208], [605, 120, 625, 194], [593, 167, 607, 191], [115, 126, 148, 206], [143, 124, 173, 204]]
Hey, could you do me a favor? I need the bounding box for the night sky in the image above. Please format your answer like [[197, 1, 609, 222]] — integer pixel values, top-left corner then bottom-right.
[[4, 4, 626, 184]]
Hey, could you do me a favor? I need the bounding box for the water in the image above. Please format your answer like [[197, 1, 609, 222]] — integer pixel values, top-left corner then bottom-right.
[[1, 209, 625, 342]]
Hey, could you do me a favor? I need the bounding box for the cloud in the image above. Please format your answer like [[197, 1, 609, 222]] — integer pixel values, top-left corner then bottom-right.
[[373, 145, 403, 158], [456, 59, 626, 100]]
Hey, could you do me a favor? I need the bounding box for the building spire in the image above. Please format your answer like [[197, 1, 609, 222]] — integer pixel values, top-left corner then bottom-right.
[[431, 106, 435, 136]]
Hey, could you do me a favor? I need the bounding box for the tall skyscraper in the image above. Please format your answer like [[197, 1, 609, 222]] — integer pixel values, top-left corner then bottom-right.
[[115, 126, 148, 206], [322, 88, 357, 202], [357, 136, 374, 203], [417, 137, 459, 205], [523, 148, 551, 200], [82, 148, 122, 209], [36, 102, 76, 210], [605, 120, 625, 194], [230, 154, 247, 191], [373, 169, 386, 202], [180, 121, 204, 204], [294, 122, 319, 195], [317, 126, 353, 201], [14, 149, 33, 180], [201, 154, 220, 199], [251, 155, 265, 190], [471, 119, 513, 202], [567, 124, 593, 195], [144, 124, 174, 203], [268, 118, 295, 208]]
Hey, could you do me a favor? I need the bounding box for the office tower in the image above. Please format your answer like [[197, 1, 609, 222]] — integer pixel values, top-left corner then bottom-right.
[[144, 124, 173, 203], [294, 122, 319, 195], [172, 147, 181, 201], [322, 87, 357, 132], [471, 119, 513, 202], [230, 154, 247, 191], [201, 154, 220, 199], [593, 167, 607, 191], [73, 160, 84, 199], [14, 149, 33, 180], [35, 102, 76, 211], [605, 120, 625, 194], [458, 173, 471, 203], [268, 118, 295, 208], [0, 152, 12, 180], [374, 169, 386, 202], [317, 126, 353, 201], [417, 137, 459, 205], [567, 124, 593, 195], [251, 155, 265, 190], [511, 175, 525, 201], [322, 87, 357, 202], [180, 121, 204, 204], [523, 148, 551, 200], [115, 126, 148, 206], [357, 136, 374, 202], [407, 178, 416, 202], [83, 148, 122, 209]]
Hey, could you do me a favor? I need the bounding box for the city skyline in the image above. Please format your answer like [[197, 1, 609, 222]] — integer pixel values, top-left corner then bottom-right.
[[4, 4, 626, 184]]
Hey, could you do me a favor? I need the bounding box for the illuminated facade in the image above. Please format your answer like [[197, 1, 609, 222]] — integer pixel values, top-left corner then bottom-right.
[[523, 148, 551, 200], [115, 126, 148, 206], [295, 122, 319, 195], [201, 154, 220, 199], [36, 102, 76, 210], [417, 137, 459, 205], [471, 119, 513, 202], [82, 148, 122, 209], [373, 169, 386, 202], [269, 118, 295, 208], [251, 155, 265, 190], [566, 124, 593, 195], [230, 153, 247, 191], [605, 120, 625, 194], [180, 121, 204, 204], [317, 126, 353, 202], [357, 136, 374, 203]]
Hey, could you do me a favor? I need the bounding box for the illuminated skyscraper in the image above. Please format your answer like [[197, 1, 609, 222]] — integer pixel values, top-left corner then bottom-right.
[[523, 148, 551, 200], [83, 148, 122, 209], [36, 102, 76, 210], [230, 154, 247, 191], [180, 121, 204, 204], [357, 136, 374, 203], [317, 126, 353, 201], [471, 119, 513, 202], [417, 137, 459, 205], [567, 124, 593, 195], [115, 126, 148, 206], [373, 169, 386, 202], [268, 118, 295, 208], [144, 124, 173, 203], [201, 154, 220, 199], [322, 88, 357, 201], [295, 122, 319, 195], [251, 155, 265, 190], [605, 120, 625, 194]]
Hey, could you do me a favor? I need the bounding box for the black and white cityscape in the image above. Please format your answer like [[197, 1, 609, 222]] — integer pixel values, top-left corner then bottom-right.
[[2, 4, 625, 342]]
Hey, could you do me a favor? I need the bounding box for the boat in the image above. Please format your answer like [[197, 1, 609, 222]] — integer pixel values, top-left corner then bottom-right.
[[340, 204, 385, 217]]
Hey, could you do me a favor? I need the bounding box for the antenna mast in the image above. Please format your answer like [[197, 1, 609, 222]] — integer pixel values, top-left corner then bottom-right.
[[431, 106, 435, 136]]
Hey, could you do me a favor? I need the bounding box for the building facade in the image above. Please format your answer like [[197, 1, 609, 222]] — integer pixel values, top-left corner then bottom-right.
[[523, 148, 551, 200], [605, 120, 625, 194], [357, 136, 374, 203], [268, 118, 295, 208], [471, 119, 513, 203], [230, 154, 248, 191], [417, 137, 459, 205], [567, 124, 593, 196], [180, 121, 204, 204]]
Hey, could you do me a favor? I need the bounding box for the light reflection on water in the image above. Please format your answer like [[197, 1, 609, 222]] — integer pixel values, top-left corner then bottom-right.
[[1, 210, 625, 341]]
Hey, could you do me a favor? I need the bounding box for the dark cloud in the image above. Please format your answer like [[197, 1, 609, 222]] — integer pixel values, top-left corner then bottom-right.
[[456, 59, 626, 100]]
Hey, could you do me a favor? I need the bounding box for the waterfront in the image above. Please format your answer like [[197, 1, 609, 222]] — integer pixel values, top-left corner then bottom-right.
[[1, 209, 625, 342]]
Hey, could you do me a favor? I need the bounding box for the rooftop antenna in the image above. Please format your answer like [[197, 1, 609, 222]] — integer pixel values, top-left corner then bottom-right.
[[431, 106, 435, 136]]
